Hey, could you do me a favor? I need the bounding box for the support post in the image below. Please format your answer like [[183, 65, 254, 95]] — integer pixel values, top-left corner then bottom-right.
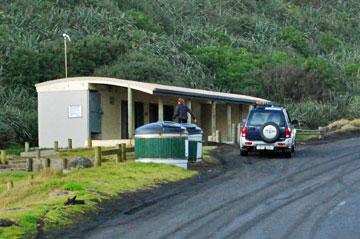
[[68, 138, 72, 150], [128, 88, 134, 139], [237, 123, 242, 145], [227, 104, 232, 142], [215, 130, 221, 143], [144, 103, 150, 124], [232, 123, 236, 144], [158, 97, 164, 121], [54, 141, 59, 152], [26, 158, 33, 172], [95, 146, 102, 167], [187, 100, 192, 123], [0, 150, 6, 164], [25, 142, 30, 153], [211, 101, 217, 141], [121, 143, 126, 161], [116, 144, 121, 163]]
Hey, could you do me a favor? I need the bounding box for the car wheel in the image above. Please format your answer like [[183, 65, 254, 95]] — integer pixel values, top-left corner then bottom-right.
[[240, 150, 248, 156]]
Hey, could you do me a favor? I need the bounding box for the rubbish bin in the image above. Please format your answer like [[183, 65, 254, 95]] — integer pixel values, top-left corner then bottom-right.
[[135, 121, 189, 168], [181, 123, 203, 162]]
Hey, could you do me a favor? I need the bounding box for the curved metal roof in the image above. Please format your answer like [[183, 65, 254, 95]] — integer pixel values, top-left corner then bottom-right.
[[35, 76, 270, 104]]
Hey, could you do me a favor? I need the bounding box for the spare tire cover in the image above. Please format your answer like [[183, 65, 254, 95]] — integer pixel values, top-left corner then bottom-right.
[[260, 122, 280, 143]]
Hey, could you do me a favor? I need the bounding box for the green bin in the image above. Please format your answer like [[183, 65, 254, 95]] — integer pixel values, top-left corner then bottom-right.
[[135, 121, 188, 168], [181, 123, 203, 162]]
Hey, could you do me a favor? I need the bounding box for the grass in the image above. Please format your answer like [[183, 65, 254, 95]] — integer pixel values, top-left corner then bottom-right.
[[296, 133, 318, 143], [202, 146, 219, 164], [5, 145, 24, 156], [0, 161, 197, 238], [51, 147, 136, 161]]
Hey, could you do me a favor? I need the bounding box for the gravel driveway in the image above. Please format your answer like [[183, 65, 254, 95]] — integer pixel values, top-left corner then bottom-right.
[[57, 137, 360, 239]]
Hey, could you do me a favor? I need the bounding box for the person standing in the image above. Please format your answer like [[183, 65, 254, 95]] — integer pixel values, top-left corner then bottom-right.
[[172, 98, 196, 123]]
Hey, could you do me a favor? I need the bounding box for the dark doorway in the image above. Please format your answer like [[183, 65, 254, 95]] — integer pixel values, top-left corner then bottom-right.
[[121, 101, 145, 139], [135, 102, 144, 128], [121, 101, 128, 139], [89, 91, 102, 134], [164, 105, 174, 121], [149, 103, 158, 122]]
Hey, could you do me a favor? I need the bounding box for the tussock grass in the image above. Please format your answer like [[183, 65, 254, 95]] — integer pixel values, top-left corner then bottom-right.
[[325, 118, 360, 136], [0, 161, 197, 238], [328, 119, 350, 130]]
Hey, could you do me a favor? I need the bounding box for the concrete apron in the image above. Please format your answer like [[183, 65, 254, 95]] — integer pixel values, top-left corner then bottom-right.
[[135, 158, 188, 169]]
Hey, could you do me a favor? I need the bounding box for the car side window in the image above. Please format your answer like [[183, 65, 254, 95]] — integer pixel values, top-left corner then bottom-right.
[[284, 110, 291, 124]]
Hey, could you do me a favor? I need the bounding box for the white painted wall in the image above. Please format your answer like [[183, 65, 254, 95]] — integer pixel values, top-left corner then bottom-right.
[[38, 90, 89, 148]]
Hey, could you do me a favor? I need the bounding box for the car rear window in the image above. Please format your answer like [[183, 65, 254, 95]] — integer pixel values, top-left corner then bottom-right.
[[247, 111, 286, 127]]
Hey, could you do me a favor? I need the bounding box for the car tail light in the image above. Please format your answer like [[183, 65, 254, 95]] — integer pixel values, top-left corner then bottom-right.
[[278, 143, 286, 147], [245, 141, 252, 145], [285, 128, 291, 138], [241, 127, 247, 137]]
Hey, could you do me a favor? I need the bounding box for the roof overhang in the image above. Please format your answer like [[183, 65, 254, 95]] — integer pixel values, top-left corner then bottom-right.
[[35, 76, 270, 105]]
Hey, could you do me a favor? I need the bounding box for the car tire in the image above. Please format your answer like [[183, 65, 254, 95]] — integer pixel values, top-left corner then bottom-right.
[[240, 150, 248, 156], [260, 122, 280, 143]]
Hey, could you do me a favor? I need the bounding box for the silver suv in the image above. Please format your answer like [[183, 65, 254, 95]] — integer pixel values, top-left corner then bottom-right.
[[240, 105, 298, 158]]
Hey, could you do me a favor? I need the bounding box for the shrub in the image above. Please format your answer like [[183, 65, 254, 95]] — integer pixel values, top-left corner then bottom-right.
[[319, 31, 342, 53], [260, 64, 331, 103], [278, 26, 309, 55], [286, 100, 342, 129]]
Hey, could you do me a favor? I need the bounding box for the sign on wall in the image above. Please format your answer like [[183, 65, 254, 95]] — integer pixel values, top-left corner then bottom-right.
[[68, 105, 82, 118]]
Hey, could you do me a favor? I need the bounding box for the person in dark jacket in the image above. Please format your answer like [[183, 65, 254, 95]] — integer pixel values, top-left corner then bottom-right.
[[172, 98, 196, 123]]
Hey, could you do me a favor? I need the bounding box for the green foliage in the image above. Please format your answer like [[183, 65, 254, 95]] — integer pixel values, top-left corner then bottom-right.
[[193, 46, 266, 93], [279, 26, 309, 55], [1, 0, 360, 135], [319, 31, 342, 53], [63, 182, 83, 191], [95, 51, 177, 85]]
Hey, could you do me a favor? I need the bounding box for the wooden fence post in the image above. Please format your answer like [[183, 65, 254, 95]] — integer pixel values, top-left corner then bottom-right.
[[116, 144, 121, 163], [28, 175, 34, 185], [62, 158, 68, 169], [68, 138, 72, 150], [87, 138, 92, 148], [121, 143, 126, 161], [95, 146, 102, 167], [54, 141, 59, 152], [1, 150, 7, 164], [7, 181, 14, 191], [318, 127, 326, 140], [44, 158, 50, 169], [26, 158, 33, 172], [25, 142, 30, 153], [36, 149, 41, 160]]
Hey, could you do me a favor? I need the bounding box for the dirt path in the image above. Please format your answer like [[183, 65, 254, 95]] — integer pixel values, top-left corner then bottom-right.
[[55, 137, 360, 239]]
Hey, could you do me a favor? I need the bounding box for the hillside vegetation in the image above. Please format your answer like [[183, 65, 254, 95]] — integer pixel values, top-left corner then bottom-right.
[[1, 0, 360, 146]]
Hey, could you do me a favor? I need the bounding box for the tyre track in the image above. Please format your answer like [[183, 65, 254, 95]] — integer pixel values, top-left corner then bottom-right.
[[161, 149, 360, 238]]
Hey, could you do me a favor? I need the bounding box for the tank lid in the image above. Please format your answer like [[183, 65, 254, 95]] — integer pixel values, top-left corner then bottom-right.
[[135, 121, 188, 135], [180, 123, 203, 134]]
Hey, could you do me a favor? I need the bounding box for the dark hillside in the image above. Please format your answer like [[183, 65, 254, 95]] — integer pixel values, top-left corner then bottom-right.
[[1, 0, 360, 146]]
